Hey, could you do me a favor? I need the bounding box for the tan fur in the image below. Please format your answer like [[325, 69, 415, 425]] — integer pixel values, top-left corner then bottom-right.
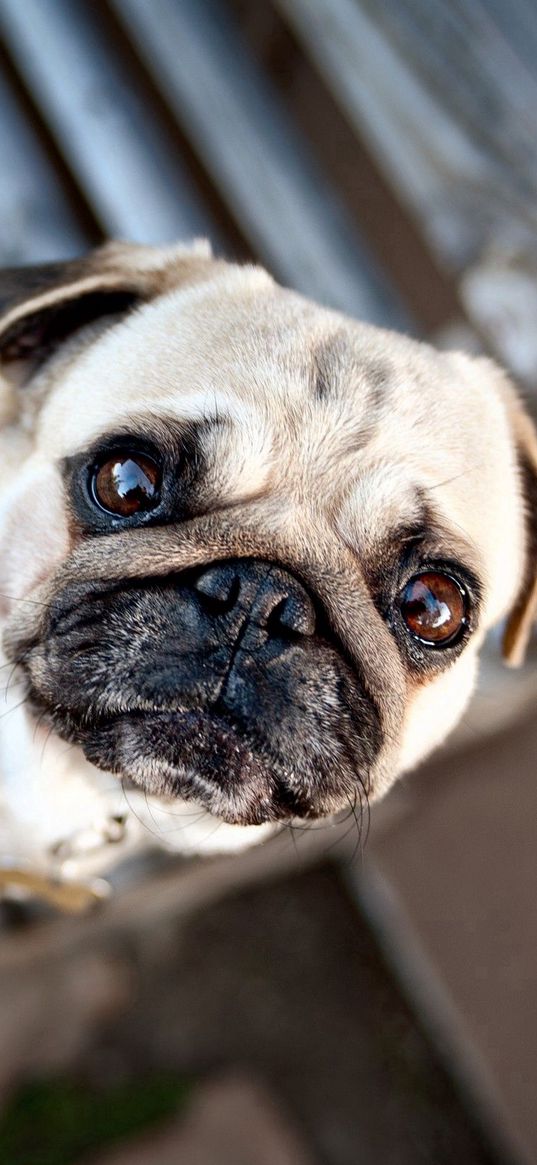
[[0, 241, 535, 877], [494, 375, 537, 664]]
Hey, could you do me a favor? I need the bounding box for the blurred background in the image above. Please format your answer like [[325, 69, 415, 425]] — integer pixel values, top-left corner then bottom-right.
[[0, 2, 537, 1163]]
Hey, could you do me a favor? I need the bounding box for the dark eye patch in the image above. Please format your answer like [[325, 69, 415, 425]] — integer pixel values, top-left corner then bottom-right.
[[359, 513, 482, 673], [62, 414, 222, 536]]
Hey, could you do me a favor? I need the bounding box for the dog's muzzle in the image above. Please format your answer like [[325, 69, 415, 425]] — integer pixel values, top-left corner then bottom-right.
[[18, 558, 382, 825]]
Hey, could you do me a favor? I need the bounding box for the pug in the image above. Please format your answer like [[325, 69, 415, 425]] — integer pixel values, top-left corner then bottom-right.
[[0, 240, 535, 891]]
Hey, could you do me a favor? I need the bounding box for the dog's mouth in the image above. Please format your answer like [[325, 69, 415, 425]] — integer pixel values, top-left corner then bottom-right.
[[23, 668, 378, 826], [77, 706, 295, 826]]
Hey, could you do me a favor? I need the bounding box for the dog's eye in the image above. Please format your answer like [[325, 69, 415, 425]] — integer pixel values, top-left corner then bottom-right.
[[398, 571, 468, 646], [91, 452, 161, 517]]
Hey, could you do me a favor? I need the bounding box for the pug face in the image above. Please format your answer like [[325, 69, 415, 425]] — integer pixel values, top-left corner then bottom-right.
[[0, 242, 535, 856]]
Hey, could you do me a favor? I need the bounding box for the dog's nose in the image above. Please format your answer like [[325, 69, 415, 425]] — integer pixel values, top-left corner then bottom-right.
[[194, 560, 316, 638]]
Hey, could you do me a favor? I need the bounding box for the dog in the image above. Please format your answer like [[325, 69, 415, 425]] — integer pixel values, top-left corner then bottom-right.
[[0, 240, 535, 889]]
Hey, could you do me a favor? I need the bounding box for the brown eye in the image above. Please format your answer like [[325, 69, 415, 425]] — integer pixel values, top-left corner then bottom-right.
[[91, 451, 161, 517], [399, 571, 468, 646]]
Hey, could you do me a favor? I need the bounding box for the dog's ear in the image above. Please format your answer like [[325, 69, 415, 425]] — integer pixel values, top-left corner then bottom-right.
[[0, 239, 213, 389], [501, 388, 537, 666]]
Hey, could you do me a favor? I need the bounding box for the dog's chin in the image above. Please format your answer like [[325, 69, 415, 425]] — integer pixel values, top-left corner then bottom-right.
[[77, 708, 294, 827]]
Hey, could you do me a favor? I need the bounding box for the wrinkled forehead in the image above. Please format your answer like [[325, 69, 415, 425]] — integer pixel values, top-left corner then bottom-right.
[[37, 270, 455, 455], [34, 271, 515, 589], [36, 276, 375, 450]]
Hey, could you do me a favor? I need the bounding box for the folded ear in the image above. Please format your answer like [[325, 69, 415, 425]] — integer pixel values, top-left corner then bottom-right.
[[502, 388, 537, 666], [0, 239, 213, 389]]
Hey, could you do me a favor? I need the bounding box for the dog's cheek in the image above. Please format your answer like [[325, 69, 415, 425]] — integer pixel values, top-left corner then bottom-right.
[[0, 457, 69, 619], [397, 650, 479, 775]]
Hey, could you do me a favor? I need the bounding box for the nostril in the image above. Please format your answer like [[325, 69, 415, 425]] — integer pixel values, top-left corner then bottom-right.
[[267, 594, 316, 638], [194, 565, 241, 615], [193, 560, 317, 636]]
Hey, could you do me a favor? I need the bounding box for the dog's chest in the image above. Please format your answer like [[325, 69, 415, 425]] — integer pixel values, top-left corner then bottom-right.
[[0, 677, 136, 875]]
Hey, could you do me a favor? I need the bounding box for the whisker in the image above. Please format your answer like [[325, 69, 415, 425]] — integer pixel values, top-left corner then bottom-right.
[[286, 822, 300, 862], [142, 787, 208, 834], [120, 779, 170, 845], [32, 708, 48, 745], [0, 696, 29, 721], [4, 660, 26, 703], [349, 788, 368, 865], [427, 464, 483, 491], [40, 724, 56, 767], [149, 814, 210, 836], [0, 592, 49, 607], [197, 815, 224, 846], [283, 815, 341, 836], [143, 788, 162, 834], [0, 679, 27, 701], [121, 779, 210, 841], [323, 809, 362, 858]]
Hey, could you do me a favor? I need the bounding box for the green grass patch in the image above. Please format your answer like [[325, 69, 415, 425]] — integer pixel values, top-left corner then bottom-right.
[[0, 1072, 193, 1165]]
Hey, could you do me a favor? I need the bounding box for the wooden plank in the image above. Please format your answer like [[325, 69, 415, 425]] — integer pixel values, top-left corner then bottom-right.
[[0, 62, 87, 264], [0, 0, 218, 243], [110, 0, 412, 329], [0, 825, 354, 1101], [373, 0, 537, 196], [275, 0, 471, 263], [358, 708, 537, 1165], [276, 0, 537, 268], [229, 1, 466, 335], [275, 0, 537, 387], [479, 0, 537, 77], [0, 850, 503, 1164]]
